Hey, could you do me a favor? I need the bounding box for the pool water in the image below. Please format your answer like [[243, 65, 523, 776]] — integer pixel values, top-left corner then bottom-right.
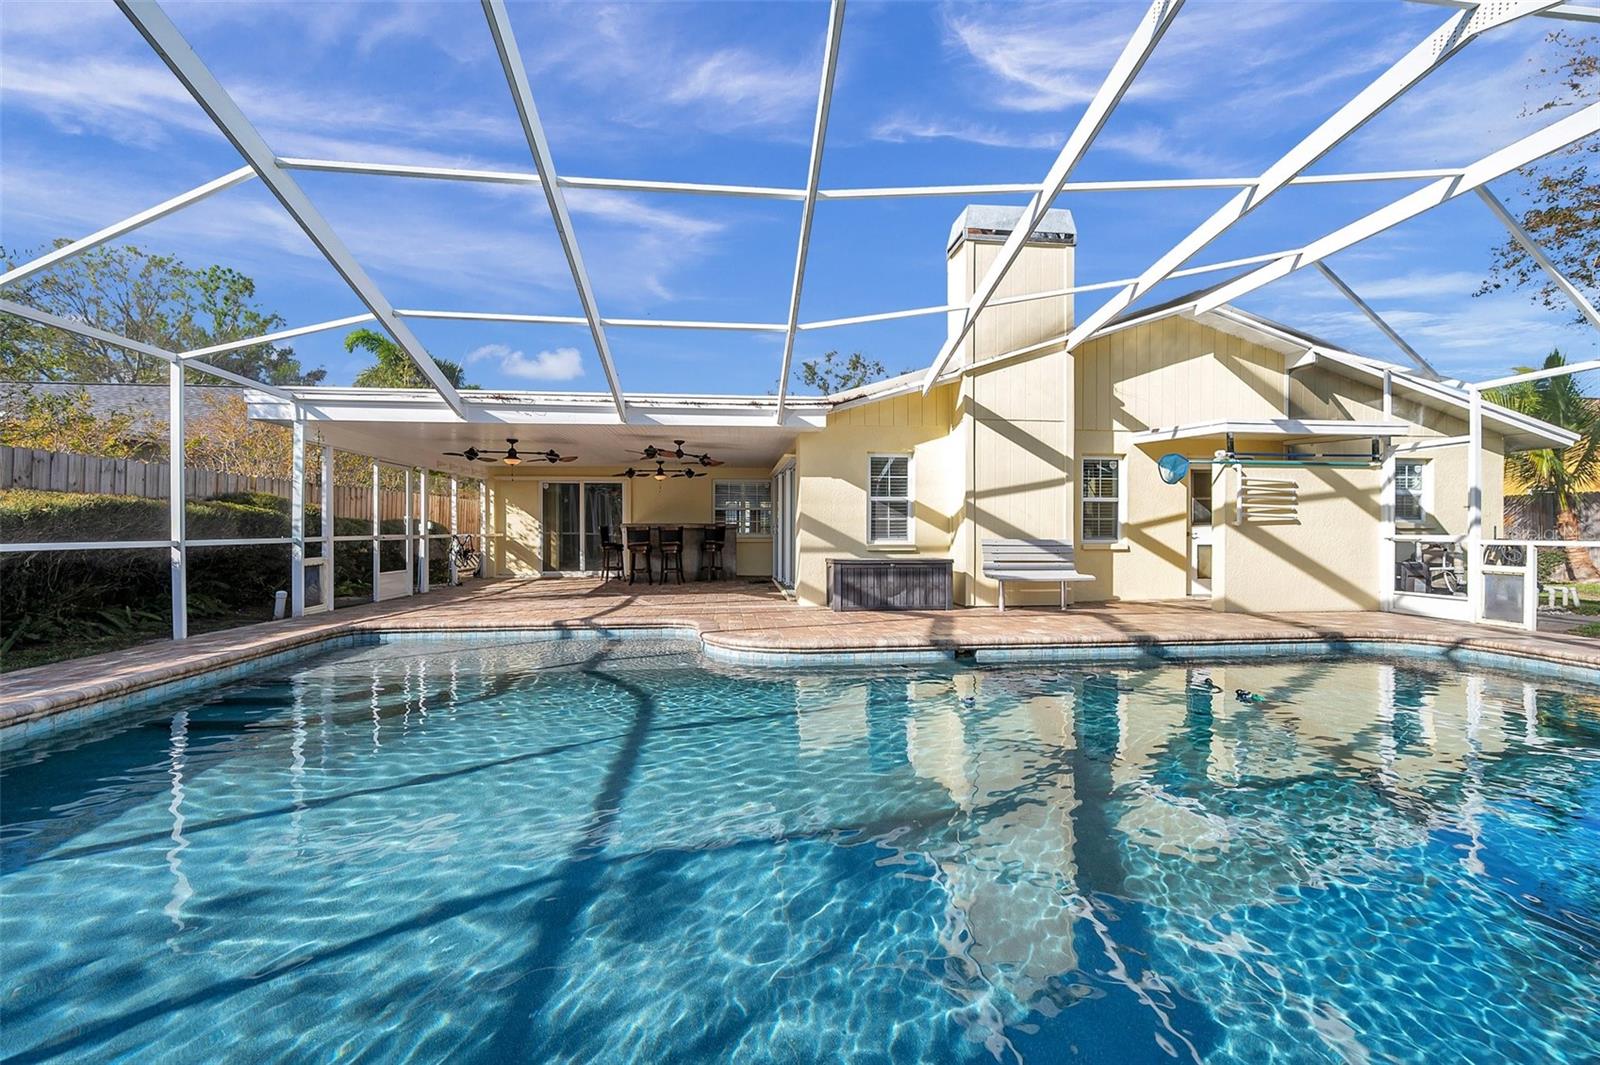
[[3, 638, 1598, 1063]]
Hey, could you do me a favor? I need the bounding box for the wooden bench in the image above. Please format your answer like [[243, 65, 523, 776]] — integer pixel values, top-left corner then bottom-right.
[[981, 539, 1095, 611]]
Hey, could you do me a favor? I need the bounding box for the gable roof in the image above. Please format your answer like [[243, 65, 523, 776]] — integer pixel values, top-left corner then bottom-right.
[[826, 292, 1577, 451]]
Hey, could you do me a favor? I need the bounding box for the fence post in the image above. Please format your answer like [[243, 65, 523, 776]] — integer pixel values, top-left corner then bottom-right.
[[169, 364, 187, 640]]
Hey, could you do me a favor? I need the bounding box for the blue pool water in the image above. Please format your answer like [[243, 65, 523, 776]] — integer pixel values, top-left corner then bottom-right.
[[2, 637, 1598, 1063]]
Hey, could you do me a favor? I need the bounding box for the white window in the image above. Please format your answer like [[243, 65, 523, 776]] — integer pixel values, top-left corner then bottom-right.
[[868, 454, 912, 543], [1395, 460, 1428, 525], [714, 480, 772, 535], [1081, 457, 1122, 542]]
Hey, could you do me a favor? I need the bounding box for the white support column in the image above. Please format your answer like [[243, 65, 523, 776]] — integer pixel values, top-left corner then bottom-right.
[[1382, 368, 1394, 417], [320, 443, 335, 612], [479, 480, 489, 577], [371, 462, 381, 603], [404, 468, 415, 593], [1467, 387, 1484, 622], [449, 476, 460, 587], [291, 413, 306, 618], [169, 361, 187, 640], [418, 468, 430, 594]]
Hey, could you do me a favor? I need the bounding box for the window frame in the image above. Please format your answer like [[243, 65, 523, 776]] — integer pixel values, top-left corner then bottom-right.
[[1394, 458, 1430, 527], [1080, 455, 1126, 544], [712, 479, 773, 537], [867, 452, 914, 546]]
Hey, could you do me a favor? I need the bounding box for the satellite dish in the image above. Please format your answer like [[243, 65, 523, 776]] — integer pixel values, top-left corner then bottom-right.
[[1158, 453, 1190, 485]]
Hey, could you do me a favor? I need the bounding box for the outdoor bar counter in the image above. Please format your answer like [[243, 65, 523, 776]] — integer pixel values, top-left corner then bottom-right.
[[619, 523, 737, 581]]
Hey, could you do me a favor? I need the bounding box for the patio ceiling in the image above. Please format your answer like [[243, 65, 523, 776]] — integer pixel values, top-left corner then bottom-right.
[[1, 0, 1597, 421]]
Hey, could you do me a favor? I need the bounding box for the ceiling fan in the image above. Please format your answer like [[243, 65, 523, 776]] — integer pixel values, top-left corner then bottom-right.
[[625, 439, 724, 467], [444, 438, 576, 466], [612, 462, 703, 481]]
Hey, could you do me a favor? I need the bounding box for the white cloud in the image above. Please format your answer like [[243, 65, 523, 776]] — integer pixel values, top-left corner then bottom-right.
[[467, 343, 585, 382], [871, 113, 1061, 150]]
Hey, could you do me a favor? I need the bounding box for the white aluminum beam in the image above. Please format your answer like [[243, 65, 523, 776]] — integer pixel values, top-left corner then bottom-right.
[[482, 0, 626, 420], [1194, 99, 1600, 314], [774, 0, 847, 421], [0, 297, 294, 397], [180, 312, 376, 360], [821, 169, 1458, 199], [117, 0, 469, 419], [1313, 262, 1441, 379], [800, 248, 1290, 331], [1475, 186, 1600, 331], [1475, 357, 1600, 390], [278, 157, 807, 200], [0, 167, 255, 290], [1408, 0, 1600, 23], [396, 308, 786, 332], [922, 0, 1185, 394], [169, 361, 187, 640], [276, 158, 1460, 200], [1067, 0, 1561, 351]]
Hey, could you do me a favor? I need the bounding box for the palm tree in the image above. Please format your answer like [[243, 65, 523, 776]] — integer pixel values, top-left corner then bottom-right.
[[345, 328, 467, 389], [1487, 350, 1600, 581]]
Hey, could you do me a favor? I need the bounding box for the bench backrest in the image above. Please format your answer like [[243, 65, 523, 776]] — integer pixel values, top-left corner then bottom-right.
[[981, 538, 1078, 572]]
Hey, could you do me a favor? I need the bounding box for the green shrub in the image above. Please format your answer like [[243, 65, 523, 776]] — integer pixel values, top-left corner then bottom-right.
[[2, 488, 453, 668]]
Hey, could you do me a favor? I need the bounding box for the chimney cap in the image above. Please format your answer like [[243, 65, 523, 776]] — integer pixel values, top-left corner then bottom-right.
[[948, 204, 1076, 253]]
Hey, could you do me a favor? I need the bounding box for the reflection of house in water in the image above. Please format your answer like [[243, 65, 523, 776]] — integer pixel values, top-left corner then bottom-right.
[[906, 673, 1082, 1003]]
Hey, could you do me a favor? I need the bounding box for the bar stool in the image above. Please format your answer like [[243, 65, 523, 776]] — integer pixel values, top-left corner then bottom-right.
[[625, 526, 654, 585], [699, 524, 727, 580], [658, 526, 686, 584], [598, 524, 625, 582]]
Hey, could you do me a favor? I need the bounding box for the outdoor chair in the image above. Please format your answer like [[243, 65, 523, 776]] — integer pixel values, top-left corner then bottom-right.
[[598, 525, 625, 582], [625, 526, 654, 585], [699, 525, 727, 580], [658, 526, 686, 584]]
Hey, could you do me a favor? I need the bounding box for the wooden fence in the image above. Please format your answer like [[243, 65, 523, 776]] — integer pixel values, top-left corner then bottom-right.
[[1, 446, 482, 530]]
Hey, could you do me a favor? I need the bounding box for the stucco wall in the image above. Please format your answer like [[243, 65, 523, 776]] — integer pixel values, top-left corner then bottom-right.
[[792, 386, 960, 607], [1214, 463, 1386, 612]]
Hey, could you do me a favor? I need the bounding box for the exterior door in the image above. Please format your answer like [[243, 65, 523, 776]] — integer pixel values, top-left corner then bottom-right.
[[583, 483, 623, 570], [542, 482, 581, 572], [1188, 464, 1214, 597]]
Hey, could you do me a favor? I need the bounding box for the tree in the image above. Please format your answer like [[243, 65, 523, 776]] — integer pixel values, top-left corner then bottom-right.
[[0, 242, 326, 385], [346, 328, 468, 389], [0, 386, 162, 460], [1478, 32, 1598, 321], [793, 350, 889, 395], [1487, 350, 1600, 581]]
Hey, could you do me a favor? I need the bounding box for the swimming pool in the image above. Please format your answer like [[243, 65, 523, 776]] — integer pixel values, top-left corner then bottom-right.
[[3, 637, 1598, 1063]]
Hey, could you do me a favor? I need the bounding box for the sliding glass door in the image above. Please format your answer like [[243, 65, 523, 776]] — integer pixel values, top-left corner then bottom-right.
[[543, 480, 623, 573]]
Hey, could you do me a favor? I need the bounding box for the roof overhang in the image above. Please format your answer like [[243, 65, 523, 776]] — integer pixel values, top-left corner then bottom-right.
[[1132, 418, 1408, 445], [248, 387, 830, 475]]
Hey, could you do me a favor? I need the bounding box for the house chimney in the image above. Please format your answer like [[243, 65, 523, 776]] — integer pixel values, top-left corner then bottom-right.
[[946, 205, 1076, 367]]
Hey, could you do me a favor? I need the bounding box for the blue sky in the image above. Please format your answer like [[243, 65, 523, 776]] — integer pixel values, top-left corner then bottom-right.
[[2, 0, 1596, 394]]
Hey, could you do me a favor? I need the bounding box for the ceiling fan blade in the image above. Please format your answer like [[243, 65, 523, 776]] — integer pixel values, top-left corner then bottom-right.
[[557, 455, 578, 462]]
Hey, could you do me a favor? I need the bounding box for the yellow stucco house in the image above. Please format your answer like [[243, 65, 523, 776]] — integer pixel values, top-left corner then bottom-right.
[[262, 206, 1574, 623]]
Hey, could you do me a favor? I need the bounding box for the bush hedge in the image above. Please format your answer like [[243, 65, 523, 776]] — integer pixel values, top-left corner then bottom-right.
[[1, 489, 446, 668]]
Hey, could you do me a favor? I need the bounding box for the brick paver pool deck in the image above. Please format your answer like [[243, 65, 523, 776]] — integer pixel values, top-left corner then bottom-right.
[[4, 577, 1597, 732]]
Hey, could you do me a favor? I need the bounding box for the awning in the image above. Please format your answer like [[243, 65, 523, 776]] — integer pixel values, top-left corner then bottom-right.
[[1131, 418, 1408, 445]]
